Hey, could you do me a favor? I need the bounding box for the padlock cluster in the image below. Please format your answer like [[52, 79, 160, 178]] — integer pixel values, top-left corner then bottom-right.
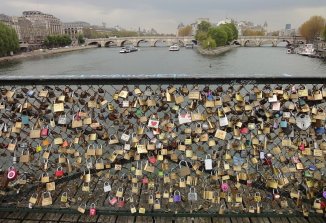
[[0, 82, 325, 216]]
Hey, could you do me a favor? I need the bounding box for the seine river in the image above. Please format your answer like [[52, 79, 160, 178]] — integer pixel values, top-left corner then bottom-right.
[[0, 46, 325, 77]]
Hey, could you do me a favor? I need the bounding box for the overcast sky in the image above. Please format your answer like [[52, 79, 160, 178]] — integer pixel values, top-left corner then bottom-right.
[[1, 0, 326, 33]]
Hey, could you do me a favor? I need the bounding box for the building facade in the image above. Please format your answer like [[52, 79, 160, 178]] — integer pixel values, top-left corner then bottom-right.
[[64, 21, 90, 39], [23, 11, 63, 43]]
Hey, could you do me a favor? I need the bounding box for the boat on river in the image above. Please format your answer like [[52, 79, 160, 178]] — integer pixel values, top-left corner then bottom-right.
[[298, 44, 316, 56], [169, 44, 180, 51], [119, 45, 138, 53]]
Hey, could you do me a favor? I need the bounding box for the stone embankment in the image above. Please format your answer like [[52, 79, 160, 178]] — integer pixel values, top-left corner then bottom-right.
[[0, 45, 97, 63], [196, 45, 238, 56]]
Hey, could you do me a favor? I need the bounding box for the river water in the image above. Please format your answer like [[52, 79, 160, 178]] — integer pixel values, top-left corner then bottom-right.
[[0, 46, 325, 78]]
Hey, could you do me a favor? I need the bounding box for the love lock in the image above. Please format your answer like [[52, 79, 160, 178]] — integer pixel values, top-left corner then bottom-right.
[[221, 180, 229, 192], [7, 166, 18, 181], [173, 190, 181, 203], [89, 203, 96, 216], [55, 166, 64, 177], [295, 113, 311, 130]]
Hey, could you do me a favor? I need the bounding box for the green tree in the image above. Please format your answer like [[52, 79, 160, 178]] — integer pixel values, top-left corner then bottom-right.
[[78, 34, 85, 45], [197, 21, 211, 33], [195, 31, 208, 42], [0, 22, 19, 57], [299, 16, 326, 42], [201, 36, 216, 49], [44, 35, 72, 48], [208, 27, 228, 46], [220, 25, 233, 43]]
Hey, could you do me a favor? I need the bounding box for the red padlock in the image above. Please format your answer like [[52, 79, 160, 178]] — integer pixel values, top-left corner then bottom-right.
[[7, 166, 18, 181], [117, 197, 125, 208], [55, 166, 64, 177], [89, 203, 96, 216]]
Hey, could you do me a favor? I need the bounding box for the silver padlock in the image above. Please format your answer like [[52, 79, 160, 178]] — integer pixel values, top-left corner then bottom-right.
[[188, 187, 198, 201]]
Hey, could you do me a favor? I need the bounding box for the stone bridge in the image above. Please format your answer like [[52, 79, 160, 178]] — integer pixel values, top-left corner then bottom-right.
[[234, 36, 306, 47], [86, 35, 306, 47], [85, 36, 196, 47]]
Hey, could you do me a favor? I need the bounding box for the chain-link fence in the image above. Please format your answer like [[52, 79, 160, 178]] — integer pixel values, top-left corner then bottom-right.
[[0, 77, 325, 218]]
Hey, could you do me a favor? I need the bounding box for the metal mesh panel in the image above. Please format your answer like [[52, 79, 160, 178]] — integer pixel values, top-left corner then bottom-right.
[[0, 78, 325, 217]]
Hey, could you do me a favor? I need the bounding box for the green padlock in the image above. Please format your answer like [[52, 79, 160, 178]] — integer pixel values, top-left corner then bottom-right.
[[36, 144, 42, 153], [158, 171, 164, 177]]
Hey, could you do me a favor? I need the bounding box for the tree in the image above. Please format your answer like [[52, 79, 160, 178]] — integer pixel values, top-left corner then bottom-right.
[[44, 35, 72, 48], [299, 16, 326, 42], [201, 36, 216, 49], [78, 34, 85, 45], [195, 31, 208, 42], [197, 21, 211, 33], [242, 29, 265, 36], [220, 25, 233, 43], [178, 25, 192, 37], [0, 22, 19, 57], [208, 27, 228, 46]]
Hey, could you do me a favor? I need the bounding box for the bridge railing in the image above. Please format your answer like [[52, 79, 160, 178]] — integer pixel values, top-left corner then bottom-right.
[[0, 76, 325, 218]]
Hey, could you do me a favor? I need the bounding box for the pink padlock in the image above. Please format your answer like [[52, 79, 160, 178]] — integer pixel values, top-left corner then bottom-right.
[[142, 176, 149, 184], [109, 196, 118, 205], [7, 166, 18, 181], [148, 156, 157, 164], [221, 181, 229, 192], [89, 203, 96, 216]]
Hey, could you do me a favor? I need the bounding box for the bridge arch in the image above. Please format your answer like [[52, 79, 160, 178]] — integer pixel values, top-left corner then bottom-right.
[[153, 40, 169, 47], [120, 40, 133, 47], [136, 39, 150, 47], [104, 41, 117, 47], [259, 39, 276, 47], [244, 40, 258, 47], [88, 42, 101, 47]]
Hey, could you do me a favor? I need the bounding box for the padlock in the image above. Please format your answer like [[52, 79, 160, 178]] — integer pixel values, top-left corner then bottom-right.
[[104, 182, 111, 192], [273, 189, 280, 199], [108, 196, 118, 205], [254, 192, 261, 202], [117, 197, 125, 208], [221, 180, 229, 192], [205, 154, 213, 170], [55, 166, 64, 177], [323, 187, 326, 199], [89, 203, 96, 216], [61, 192, 68, 203], [7, 166, 18, 181], [173, 190, 181, 202], [188, 187, 198, 201]]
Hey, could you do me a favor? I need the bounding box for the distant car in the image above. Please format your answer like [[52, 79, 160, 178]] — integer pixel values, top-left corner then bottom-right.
[[64, 46, 69, 48]]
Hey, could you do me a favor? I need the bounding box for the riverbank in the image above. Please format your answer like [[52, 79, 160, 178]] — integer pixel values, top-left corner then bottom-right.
[[196, 45, 238, 56], [0, 45, 97, 63]]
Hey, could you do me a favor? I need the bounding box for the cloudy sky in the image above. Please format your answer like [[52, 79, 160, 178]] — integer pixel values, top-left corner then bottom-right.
[[1, 0, 326, 33]]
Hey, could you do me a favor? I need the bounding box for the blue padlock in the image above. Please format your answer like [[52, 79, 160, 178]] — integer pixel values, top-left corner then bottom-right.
[[22, 115, 29, 125], [173, 190, 181, 203]]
